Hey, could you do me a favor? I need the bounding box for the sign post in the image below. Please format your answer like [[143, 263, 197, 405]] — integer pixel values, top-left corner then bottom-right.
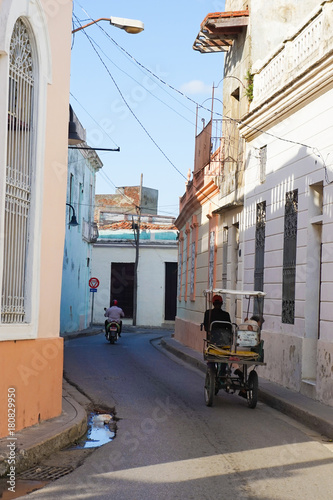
[[89, 277, 99, 327]]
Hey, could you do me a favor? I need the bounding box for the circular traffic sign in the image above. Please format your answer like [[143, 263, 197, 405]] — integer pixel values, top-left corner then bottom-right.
[[89, 277, 99, 288]]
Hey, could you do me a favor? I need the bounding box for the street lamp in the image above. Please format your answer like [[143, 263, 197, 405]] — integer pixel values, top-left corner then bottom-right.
[[72, 16, 144, 34], [66, 203, 79, 227]]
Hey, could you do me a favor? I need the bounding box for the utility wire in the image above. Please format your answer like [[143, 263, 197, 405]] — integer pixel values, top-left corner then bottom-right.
[[72, 15, 222, 208], [75, 21, 188, 182], [88, 14, 330, 170], [73, 6, 332, 202], [75, 2, 202, 120], [70, 92, 120, 148], [73, 4, 328, 158], [79, 33, 198, 128]]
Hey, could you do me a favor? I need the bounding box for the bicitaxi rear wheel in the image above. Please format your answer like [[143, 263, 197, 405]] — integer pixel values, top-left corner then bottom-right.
[[247, 370, 258, 409], [204, 365, 216, 407]]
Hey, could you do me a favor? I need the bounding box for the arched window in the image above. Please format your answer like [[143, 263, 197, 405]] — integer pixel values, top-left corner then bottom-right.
[[1, 18, 34, 324]]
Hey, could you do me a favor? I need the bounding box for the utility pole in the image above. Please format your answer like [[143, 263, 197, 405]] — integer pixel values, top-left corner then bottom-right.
[[132, 174, 142, 326]]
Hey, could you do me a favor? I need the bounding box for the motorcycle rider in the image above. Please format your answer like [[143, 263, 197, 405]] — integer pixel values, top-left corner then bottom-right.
[[104, 300, 125, 337]]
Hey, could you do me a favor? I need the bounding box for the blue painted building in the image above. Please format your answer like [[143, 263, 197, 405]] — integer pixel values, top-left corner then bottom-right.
[[60, 129, 103, 333]]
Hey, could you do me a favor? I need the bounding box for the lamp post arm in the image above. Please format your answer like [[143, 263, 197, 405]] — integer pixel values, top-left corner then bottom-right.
[[72, 18, 110, 34], [66, 202, 76, 213]]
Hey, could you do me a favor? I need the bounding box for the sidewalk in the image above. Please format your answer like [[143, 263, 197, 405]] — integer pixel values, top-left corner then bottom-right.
[[1, 328, 332, 477], [0, 327, 103, 477], [161, 335, 333, 439], [0, 379, 88, 477]]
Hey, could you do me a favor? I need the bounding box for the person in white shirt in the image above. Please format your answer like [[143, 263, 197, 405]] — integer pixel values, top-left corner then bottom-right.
[[104, 300, 124, 336]]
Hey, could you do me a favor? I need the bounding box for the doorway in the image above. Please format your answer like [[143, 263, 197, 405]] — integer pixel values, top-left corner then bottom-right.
[[165, 262, 177, 320], [111, 263, 134, 318]]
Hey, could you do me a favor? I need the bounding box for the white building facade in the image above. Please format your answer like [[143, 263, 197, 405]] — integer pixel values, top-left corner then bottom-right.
[[240, 1, 333, 405], [92, 193, 178, 328], [175, 0, 333, 407]]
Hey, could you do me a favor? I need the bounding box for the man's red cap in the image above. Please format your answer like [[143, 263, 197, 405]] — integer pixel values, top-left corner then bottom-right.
[[212, 295, 222, 303]]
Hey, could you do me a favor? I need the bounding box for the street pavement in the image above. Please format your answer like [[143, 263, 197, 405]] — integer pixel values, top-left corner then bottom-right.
[[1, 326, 332, 477]]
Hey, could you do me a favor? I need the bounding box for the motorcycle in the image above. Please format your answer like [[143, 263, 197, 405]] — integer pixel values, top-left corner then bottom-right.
[[105, 320, 120, 344]]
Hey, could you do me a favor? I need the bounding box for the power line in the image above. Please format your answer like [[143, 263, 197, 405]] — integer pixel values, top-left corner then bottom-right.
[[76, 23, 188, 182], [79, 33, 198, 128], [70, 92, 120, 149], [71, 15, 222, 209], [73, 6, 332, 208], [88, 15, 329, 164]]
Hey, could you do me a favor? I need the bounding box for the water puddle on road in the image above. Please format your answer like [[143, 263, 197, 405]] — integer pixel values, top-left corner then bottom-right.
[[0, 411, 116, 499], [69, 411, 116, 449]]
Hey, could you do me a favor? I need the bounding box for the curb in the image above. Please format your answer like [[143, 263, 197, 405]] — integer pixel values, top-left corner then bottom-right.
[[61, 327, 103, 341], [257, 380, 333, 438], [161, 337, 333, 439], [0, 385, 87, 477]]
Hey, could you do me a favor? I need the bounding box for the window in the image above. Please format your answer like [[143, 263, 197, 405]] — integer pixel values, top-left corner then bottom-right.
[[254, 202, 266, 315], [184, 224, 190, 301], [208, 230, 215, 289], [208, 214, 218, 289], [230, 223, 239, 290], [190, 216, 198, 301], [222, 227, 228, 290], [78, 182, 83, 225], [190, 241, 196, 296], [2, 19, 34, 324], [254, 201, 266, 292], [177, 232, 184, 301], [282, 190, 298, 324]]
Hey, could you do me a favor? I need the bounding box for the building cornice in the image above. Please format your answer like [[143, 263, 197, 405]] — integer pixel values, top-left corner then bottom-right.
[[175, 179, 220, 229], [239, 50, 333, 141], [240, 2, 333, 141]]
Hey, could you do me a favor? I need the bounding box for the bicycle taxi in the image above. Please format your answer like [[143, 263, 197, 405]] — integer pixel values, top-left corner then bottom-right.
[[202, 289, 266, 409]]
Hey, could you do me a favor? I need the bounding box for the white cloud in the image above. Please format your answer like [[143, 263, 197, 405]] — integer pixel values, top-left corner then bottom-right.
[[179, 80, 212, 95]]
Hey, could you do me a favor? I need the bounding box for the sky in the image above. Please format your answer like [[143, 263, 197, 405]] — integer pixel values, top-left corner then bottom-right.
[[70, 0, 226, 218]]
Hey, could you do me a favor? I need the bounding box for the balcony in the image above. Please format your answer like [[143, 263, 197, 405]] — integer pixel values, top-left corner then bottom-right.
[[82, 219, 99, 243], [252, 4, 333, 108]]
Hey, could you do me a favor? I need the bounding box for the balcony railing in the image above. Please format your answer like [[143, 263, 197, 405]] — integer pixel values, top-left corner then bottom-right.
[[253, 5, 329, 107], [82, 219, 98, 243]]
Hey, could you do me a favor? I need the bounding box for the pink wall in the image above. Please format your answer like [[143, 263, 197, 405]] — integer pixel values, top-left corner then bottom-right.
[[174, 316, 205, 353]]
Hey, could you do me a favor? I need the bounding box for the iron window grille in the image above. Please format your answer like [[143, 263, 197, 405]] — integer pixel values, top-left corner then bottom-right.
[[2, 19, 34, 324], [282, 190, 298, 324]]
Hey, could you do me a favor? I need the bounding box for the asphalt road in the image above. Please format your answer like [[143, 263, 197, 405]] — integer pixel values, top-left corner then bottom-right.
[[23, 329, 333, 500]]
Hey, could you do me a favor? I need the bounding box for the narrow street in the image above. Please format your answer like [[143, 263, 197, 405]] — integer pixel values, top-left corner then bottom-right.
[[23, 329, 333, 500]]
